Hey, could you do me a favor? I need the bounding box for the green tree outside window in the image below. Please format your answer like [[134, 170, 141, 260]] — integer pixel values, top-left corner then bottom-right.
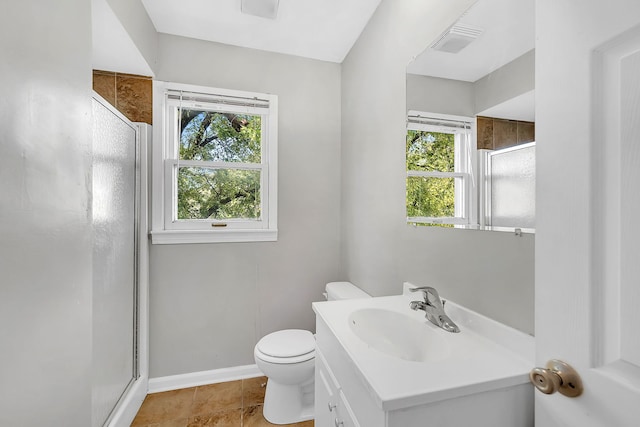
[[406, 129, 456, 218], [177, 110, 262, 220]]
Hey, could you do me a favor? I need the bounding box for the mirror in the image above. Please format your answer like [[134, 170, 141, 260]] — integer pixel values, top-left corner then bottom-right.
[[406, 0, 535, 232]]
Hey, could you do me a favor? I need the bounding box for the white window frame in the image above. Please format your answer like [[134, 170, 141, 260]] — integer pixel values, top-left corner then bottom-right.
[[151, 81, 278, 244], [406, 111, 477, 226]]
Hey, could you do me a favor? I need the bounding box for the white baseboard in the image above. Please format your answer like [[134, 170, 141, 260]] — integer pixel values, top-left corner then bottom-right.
[[148, 364, 263, 393]]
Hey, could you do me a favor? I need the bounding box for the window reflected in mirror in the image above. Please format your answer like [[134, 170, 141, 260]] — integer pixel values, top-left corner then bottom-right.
[[406, 112, 476, 226], [406, 0, 535, 233]]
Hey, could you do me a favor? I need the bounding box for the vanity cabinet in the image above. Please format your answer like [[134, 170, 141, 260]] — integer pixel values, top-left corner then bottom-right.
[[315, 350, 359, 427], [314, 317, 385, 427], [314, 306, 533, 427]]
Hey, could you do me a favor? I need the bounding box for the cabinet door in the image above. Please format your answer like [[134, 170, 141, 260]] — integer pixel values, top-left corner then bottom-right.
[[335, 390, 361, 427], [315, 350, 340, 427]]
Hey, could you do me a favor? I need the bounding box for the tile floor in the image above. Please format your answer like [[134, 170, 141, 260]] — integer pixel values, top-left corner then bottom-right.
[[131, 376, 314, 427]]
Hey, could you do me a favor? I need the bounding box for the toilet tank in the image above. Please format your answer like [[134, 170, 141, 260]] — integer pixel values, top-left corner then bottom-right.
[[325, 281, 371, 301]]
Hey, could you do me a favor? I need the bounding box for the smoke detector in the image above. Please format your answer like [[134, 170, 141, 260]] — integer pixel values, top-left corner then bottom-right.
[[241, 0, 279, 19], [430, 24, 484, 54]]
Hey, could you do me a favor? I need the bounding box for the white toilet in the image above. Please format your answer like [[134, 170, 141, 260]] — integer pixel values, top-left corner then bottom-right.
[[254, 281, 371, 425]]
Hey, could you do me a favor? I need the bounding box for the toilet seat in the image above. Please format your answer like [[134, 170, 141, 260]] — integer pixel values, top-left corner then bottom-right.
[[255, 349, 315, 364], [255, 329, 315, 364]]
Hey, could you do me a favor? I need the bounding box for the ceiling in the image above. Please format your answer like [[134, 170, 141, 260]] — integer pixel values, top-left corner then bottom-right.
[[95, 0, 535, 120], [141, 0, 383, 63], [406, 0, 535, 83]]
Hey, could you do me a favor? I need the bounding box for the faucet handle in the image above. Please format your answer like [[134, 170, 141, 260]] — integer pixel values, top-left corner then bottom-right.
[[409, 286, 443, 307], [409, 286, 434, 294], [410, 286, 439, 298], [409, 286, 429, 302]]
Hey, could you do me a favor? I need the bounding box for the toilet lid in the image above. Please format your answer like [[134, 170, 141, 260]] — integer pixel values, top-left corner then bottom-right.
[[256, 329, 315, 358]]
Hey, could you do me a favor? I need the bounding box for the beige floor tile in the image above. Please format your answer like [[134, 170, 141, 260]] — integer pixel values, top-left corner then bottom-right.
[[242, 406, 270, 427], [242, 405, 314, 427], [131, 388, 195, 425], [292, 421, 314, 426], [156, 419, 189, 427], [191, 381, 243, 416], [131, 380, 314, 427], [242, 376, 267, 407], [131, 415, 188, 426], [186, 408, 242, 426]]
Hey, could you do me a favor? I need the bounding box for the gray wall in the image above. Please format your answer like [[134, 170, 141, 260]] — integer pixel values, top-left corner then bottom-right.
[[341, 0, 535, 334], [0, 1, 93, 426], [406, 74, 475, 116], [474, 49, 535, 114], [106, 0, 158, 72], [149, 34, 343, 377], [407, 49, 535, 117]]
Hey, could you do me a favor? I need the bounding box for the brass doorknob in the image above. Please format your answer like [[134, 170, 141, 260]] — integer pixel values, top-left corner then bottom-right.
[[529, 359, 583, 397]]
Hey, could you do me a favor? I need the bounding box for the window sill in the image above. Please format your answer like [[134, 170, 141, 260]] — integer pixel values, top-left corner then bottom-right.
[[150, 229, 278, 244]]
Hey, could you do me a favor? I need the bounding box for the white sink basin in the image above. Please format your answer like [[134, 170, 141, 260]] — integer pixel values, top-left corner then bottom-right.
[[313, 291, 535, 410], [348, 308, 451, 362]]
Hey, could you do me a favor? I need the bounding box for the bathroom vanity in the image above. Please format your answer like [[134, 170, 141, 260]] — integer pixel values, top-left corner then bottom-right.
[[312, 286, 534, 427]]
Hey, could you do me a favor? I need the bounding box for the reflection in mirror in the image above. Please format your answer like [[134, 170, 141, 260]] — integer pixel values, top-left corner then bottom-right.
[[484, 141, 535, 232], [406, 112, 476, 227], [406, 0, 535, 233]]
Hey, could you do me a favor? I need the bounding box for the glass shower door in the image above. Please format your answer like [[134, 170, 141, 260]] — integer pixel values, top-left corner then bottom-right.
[[485, 142, 536, 231], [91, 95, 138, 427]]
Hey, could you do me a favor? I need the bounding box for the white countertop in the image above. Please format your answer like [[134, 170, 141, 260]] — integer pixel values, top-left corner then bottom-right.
[[313, 289, 534, 411]]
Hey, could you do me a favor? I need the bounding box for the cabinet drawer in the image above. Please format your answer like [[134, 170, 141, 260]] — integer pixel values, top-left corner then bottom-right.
[[316, 317, 385, 427], [335, 390, 360, 427], [317, 350, 361, 427], [316, 349, 340, 427]]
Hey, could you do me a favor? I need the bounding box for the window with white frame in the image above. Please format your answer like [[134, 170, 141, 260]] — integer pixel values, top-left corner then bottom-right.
[[151, 81, 278, 244], [406, 111, 476, 226]]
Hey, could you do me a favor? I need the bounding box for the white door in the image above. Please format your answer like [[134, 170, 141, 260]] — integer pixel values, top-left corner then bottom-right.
[[536, 0, 640, 425]]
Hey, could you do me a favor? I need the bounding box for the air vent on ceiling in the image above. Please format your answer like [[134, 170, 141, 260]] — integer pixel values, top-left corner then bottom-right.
[[430, 24, 484, 54], [241, 0, 279, 19]]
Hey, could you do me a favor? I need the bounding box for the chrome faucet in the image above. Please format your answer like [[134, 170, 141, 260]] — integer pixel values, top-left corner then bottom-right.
[[409, 286, 460, 333]]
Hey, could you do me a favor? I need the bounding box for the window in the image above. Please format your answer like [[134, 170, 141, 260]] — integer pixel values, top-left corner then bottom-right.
[[406, 111, 476, 226], [151, 81, 278, 244]]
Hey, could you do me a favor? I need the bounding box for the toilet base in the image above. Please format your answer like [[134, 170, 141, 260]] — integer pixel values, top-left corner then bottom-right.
[[262, 377, 314, 425]]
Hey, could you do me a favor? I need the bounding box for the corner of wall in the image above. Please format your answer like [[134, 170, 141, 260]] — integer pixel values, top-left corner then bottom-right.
[[474, 49, 535, 114], [105, 0, 159, 75]]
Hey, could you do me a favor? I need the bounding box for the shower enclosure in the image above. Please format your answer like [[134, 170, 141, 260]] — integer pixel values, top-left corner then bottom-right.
[[483, 142, 536, 232], [91, 93, 149, 426]]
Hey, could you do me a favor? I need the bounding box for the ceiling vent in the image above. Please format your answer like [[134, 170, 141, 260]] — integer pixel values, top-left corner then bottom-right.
[[241, 0, 279, 19], [430, 24, 484, 54]]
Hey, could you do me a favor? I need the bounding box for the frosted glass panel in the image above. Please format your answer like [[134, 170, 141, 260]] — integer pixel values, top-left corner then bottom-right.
[[92, 98, 137, 427], [488, 144, 535, 229], [620, 51, 640, 366]]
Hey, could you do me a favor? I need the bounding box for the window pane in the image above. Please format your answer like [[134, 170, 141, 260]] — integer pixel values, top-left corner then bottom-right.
[[406, 130, 454, 172], [177, 167, 261, 220], [179, 110, 261, 163], [406, 176, 456, 218]]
